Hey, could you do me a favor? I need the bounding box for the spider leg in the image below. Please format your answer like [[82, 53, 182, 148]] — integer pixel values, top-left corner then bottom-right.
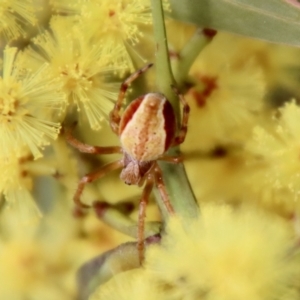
[[158, 155, 183, 164], [74, 160, 123, 209], [171, 84, 190, 146], [110, 63, 153, 134], [137, 173, 154, 264], [65, 123, 122, 154], [154, 162, 175, 214]]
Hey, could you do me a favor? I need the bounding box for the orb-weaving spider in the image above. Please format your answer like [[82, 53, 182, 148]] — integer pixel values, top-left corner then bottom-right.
[[66, 63, 190, 262]]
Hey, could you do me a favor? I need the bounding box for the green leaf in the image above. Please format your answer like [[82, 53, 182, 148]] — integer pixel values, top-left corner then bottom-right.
[[169, 0, 300, 46], [77, 235, 160, 300]]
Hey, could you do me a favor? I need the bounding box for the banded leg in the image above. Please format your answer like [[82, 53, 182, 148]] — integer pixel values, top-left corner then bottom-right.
[[171, 84, 190, 146], [159, 155, 183, 164], [65, 123, 122, 154], [110, 63, 154, 134], [154, 163, 175, 214], [137, 174, 154, 264], [74, 160, 123, 209]]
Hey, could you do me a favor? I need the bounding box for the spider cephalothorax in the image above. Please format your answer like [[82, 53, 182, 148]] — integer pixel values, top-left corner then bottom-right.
[[120, 153, 151, 185], [66, 63, 190, 262]]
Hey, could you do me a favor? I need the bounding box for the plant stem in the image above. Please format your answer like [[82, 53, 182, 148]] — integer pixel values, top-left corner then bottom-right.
[[93, 201, 161, 238], [174, 28, 216, 85], [151, 0, 178, 116], [151, 0, 199, 219]]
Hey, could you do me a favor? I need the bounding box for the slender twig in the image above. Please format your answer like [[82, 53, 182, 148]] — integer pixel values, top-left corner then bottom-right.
[[151, 0, 177, 115], [151, 0, 199, 219], [174, 28, 217, 85], [93, 201, 161, 238]]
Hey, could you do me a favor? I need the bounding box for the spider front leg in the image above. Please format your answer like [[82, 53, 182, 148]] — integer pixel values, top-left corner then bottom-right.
[[136, 163, 175, 263], [137, 174, 154, 264], [154, 162, 175, 214], [109, 63, 153, 134], [171, 85, 190, 146], [159, 155, 183, 164], [74, 160, 123, 209], [65, 123, 122, 154]]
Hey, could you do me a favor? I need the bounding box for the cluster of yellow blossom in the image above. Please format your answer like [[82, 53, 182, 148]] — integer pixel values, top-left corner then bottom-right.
[[0, 0, 156, 212], [50, 0, 157, 72], [0, 0, 156, 298], [0, 0, 36, 41], [244, 101, 300, 215], [182, 32, 300, 216], [0, 192, 130, 299], [92, 205, 300, 300]]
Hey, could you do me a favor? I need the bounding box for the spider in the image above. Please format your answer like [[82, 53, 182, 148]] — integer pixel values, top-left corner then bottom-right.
[[66, 63, 190, 262]]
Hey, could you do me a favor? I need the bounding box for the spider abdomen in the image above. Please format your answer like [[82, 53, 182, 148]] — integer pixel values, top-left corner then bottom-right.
[[119, 93, 176, 162]]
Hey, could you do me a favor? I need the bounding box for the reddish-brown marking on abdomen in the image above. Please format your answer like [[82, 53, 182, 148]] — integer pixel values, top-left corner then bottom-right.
[[119, 95, 145, 135], [163, 101, 176, 150]]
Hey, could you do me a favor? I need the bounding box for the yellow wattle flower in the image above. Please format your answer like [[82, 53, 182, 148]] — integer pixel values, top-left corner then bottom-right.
[[245, 101, 300, 215], [0, 47, 66, 160], [21, 16, 125, 130], [0, 0, 37, 41], [185, 33, 265, 151], [146, 205, 299, 300]]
